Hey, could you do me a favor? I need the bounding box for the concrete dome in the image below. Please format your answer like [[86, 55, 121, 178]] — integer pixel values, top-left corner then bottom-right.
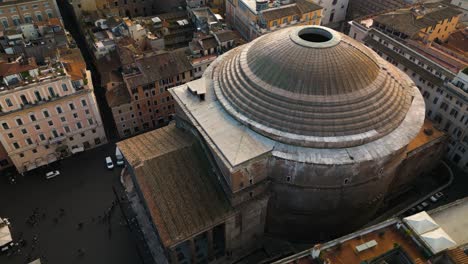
[[213, 26, 414, 148]]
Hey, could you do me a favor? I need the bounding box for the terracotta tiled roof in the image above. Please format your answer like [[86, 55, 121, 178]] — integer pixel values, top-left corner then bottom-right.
[[60, 48, 86, 81], [261, 5, 301, 22], [261, 0, 321, 22], [295, 0, 322, 14], [0, 59, 37, 77], [125, 48, 192, 88], [213, 30, 239, 43], [373, 4, 462, 38], [105, 83, 131, 108], [117, 124, 232, 248], [200, 36, 218, 50]]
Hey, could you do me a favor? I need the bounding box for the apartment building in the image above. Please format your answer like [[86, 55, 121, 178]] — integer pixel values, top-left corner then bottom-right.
[[348, 3, 468, 172], [226, 0, 322, 40], [106, 48, 193, 138], [315, 0, 349, 26], [0, 0, 61, 30], [0, 21, 107, 172], [69, 0, 182, 20]]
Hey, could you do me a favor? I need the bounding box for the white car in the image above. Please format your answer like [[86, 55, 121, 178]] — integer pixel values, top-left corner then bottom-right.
[[421, 202, 429, 208], [105, 156, 114, 169], [45, 170, 60, 180], [430, 196, 438, 203]]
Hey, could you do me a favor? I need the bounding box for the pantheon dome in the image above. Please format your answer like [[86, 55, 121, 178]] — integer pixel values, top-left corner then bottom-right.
[[170, 25, 436, 243], [213, 26, 414, 148]]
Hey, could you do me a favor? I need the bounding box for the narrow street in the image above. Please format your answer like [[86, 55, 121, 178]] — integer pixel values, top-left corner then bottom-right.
[[55, 0, 119, 141]]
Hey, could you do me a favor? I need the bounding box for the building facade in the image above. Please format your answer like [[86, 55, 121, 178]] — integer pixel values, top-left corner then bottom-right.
[[349, 4, 468, 172], [316, 0, 349, 26], [0, 0, 61, 30], [0, 46, 107, 173], [69, 0, 183, 20], [225, 0, 322, 40], [107, 49, 193, 138], [117, 26, 446, 263]]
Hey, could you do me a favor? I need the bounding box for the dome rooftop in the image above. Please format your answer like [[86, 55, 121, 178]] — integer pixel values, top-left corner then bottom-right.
[[212, 26, 414, 148]]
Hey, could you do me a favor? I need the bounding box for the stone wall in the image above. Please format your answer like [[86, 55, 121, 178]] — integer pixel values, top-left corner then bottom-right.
[[265, 148, 406, 242]]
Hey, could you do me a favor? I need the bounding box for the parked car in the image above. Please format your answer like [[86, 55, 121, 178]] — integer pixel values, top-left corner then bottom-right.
[[430, 196, 438, 203], [115, 147, 124, 166], [416, 205, 424, 211], [45, 170, 60, 180], [105, 156, 114, 169], [409, 207, 417, 214], [435, 192, 444, 199], [421, 201, 429, 208]]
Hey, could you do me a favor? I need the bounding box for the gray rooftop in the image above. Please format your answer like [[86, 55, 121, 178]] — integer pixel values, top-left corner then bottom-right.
[[429, 197, 468, 247], [211, 26, 415, 148], [171, 26, 425, 170]]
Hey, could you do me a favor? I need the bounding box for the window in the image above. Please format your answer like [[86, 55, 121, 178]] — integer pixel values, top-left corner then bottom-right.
[[46, 10, 53, 18], [69, 103, 75, 110], [282, 17, 288, 24], [43, 110, 50, 118], [64, 126, 70, 133], [2, 123, 9, 129], [332, 0, 338, 4], [48, 87, 56, 97], [85, 109, 90, 115], [272, 20, 278, 27], [81, 99, 87, 107], [36, 12, 43, 21], [88, 118, 94, 125], [26, 138, 33, 145], [24, 15, 32, 23], [39, 134, 46, 141], [5, 98, 13, 107], [21, 129, 27, 134], [433, 97, 439, 104], [20, 95, 29, 105], [12, 16, 21, 26], [1, 18, 8, 28], [80, 133, 85, 137], [30, 114, 36, 122], [62, 83, 68, 92], [440, 102, 448, 111], [73, 113, 78, 119], [56, 106, 63, 114], [13, 142, 20, 149], [60, 117, 66, 122], [19, 153, 24, 158], [34, 91, 42, 101], [16, 118, 23, 126], [32, 149, 37, 153], [35, 125, 40, 130], [76, 122, 82, 129], [7, 133, 13, 138], [449, 108, 458, 118], [329, 12, 335, 23], [48, 121, 53, 126]]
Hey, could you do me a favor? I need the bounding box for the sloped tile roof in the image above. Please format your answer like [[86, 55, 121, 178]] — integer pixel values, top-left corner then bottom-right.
[[117, 124, 232, 247]]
